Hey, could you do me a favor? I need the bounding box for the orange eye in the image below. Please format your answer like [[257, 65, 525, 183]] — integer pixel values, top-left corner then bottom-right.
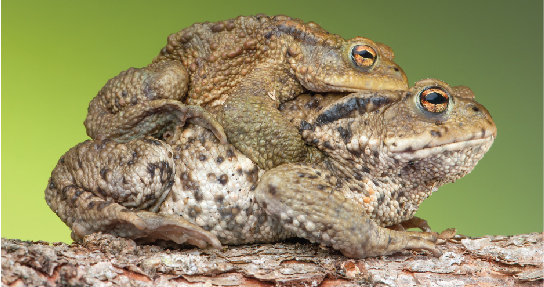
[[351, 45, 377, 68], [419, 88, 449, 113]]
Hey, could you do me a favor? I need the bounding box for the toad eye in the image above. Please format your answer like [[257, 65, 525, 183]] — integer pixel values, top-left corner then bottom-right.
[[419, 87, 449, 113], [351, 45, 377, 69]]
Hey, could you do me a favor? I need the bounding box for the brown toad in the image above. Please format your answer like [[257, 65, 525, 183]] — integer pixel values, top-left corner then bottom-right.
[[45, 79, 496, 258], [84, 14, 408, 170]]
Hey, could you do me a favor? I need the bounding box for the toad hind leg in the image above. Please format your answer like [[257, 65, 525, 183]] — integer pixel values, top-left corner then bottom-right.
[[255, 163, 441, 258], [85, 61, 226, 144], [45, 138, 221, 249]]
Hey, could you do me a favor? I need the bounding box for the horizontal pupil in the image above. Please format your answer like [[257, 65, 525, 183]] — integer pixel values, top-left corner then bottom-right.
[[425, 92, 447, 104], [356, 50, 374, 59]]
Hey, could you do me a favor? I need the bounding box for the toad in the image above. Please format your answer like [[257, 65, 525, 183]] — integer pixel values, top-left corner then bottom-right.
[[46, 79, 496, 258], [84, 14, 408, 170]]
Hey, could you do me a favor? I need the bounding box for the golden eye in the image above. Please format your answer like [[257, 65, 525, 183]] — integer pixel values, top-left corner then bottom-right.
[[351, 45, 377, 68], [419, 88, 449, 113]]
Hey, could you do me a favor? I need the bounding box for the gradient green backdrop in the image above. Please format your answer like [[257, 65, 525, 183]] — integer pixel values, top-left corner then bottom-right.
[[3, 0, 543, 244]]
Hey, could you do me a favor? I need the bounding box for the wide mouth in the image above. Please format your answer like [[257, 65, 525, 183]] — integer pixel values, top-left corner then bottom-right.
[[320, 71, 408, 92], [323, 83, 407, 93], [390, 135, 496, 160]]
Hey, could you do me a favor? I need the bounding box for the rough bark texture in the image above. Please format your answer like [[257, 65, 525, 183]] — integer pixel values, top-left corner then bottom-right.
[[2, 232, 542, 286]]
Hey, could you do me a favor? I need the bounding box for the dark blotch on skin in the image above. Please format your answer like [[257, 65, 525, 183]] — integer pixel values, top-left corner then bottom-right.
[[145, 193, 155, 202], [181, 175, 201, 196], [215, 194, 224, 204], [304, 97, 320, 110], [323, 141, 333, 150], [268, 184, 277, 195], [194, 189, 204, 202], [227, 148, 236, 159], [299, 120, 314, 131], [245, 207, 253, 216], [377, 194, 384, 205], [245, 165, 259, 185], [96, 186, 107, 198], [337, 126, 352, 144], [216, 156, 224, 164], [60, 185, 74, 200], [147, 161, 173, 183], [403, 146, 414, 153], [188, 206, 202, 218], [430, 130, 442, 137], [219, 206, 234, 218], [100, 168, 110, 180], [97, 201, 112, 211], [199, 154, 207, 162], [314, 96, 392, 127], [219, 174, 229, 185], [315, 97, 365, 126]]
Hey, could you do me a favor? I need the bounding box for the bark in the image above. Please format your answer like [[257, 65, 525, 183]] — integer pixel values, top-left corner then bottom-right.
[[2, 232, 542, 287]]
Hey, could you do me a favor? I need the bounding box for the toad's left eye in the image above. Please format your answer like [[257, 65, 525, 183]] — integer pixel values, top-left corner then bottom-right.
[[419, 88, 449, 113], [351, 45, 377, 69]]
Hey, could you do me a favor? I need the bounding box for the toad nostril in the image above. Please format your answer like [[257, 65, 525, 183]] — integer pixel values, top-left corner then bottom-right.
[[393, 67, 399, 72], [472, 106, 480, 112]]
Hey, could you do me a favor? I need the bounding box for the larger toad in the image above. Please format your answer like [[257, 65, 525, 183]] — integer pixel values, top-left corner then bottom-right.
[[46, 79, 496, 258], [84, 14, 408, 170]]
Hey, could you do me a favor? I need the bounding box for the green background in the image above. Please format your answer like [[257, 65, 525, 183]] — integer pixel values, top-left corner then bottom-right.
[[2, 0, 542, 243]]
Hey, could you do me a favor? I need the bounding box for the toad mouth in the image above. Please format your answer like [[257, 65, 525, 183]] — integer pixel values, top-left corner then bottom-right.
[[324, 83, 407, 93], [390, 135, 496, 160]]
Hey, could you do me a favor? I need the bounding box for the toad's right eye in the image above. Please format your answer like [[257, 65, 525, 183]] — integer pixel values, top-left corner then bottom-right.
[[351, 45, 377, 69], [419, 87, 450, 114]]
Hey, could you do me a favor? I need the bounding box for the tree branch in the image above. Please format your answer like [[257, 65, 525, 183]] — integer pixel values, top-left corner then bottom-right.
[[2, 232, 542, 286]]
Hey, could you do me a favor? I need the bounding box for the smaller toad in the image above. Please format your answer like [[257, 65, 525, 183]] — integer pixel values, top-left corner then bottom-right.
[[84, 14, 408, 171]]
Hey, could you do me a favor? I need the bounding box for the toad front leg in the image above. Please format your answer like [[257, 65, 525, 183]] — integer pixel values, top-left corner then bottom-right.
[[217, 67, 321, 170], [85, 61, 226, 144], [255, 163, 441, 258], [45, 138, 221, 248]]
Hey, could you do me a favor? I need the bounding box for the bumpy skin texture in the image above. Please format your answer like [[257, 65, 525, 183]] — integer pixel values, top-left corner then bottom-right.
[[46, 79, 496, 258], [84, 14, 408, 170]]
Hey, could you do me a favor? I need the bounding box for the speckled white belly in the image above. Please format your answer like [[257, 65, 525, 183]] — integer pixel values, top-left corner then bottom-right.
[[159, 125, 293, 244]]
